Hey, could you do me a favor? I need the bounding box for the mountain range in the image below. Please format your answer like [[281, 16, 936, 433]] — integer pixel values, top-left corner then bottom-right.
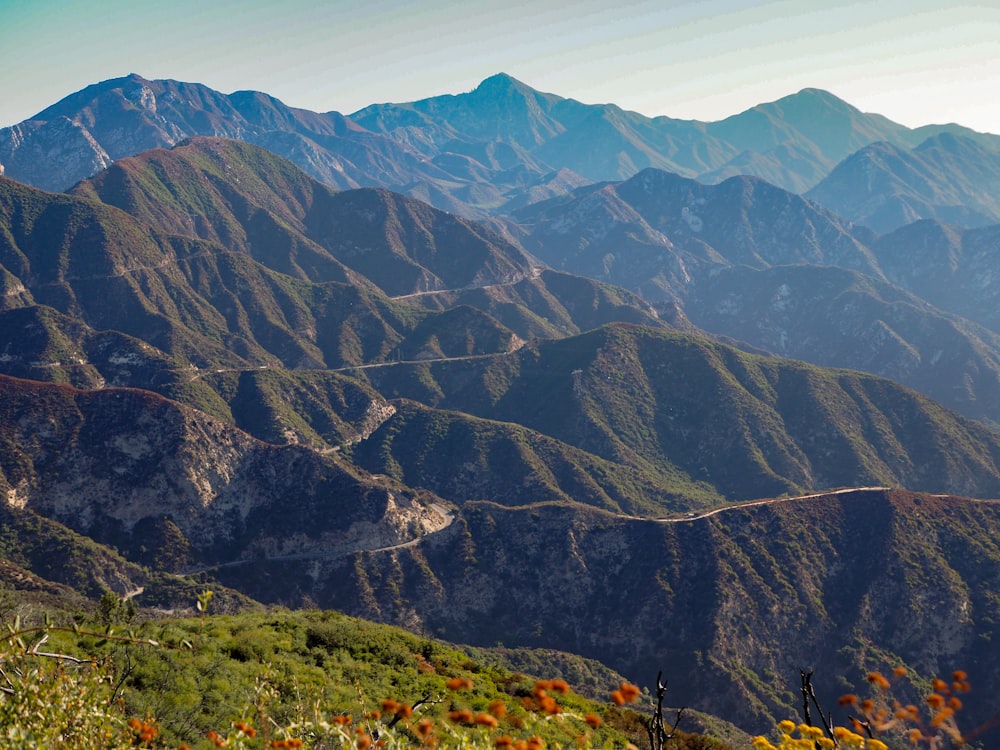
[[3, 73, 1000, 739], [5, 72, 1000, 224]]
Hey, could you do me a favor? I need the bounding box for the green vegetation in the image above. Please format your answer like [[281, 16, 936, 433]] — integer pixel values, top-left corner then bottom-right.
[[0, 596, 733, 750], [2, 591, 991, 749], [6, 131, 1000, 748]]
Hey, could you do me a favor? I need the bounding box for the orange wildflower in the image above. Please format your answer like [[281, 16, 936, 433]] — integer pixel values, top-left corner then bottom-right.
[[395, 703, 414, 719], [838, 694, 857, 706], [619, 682, 640, 702], [550, 679, 570, 694], [931, 708, 954, 727], [446, 677, 474, 690], [893, 666, 907, 678], [488, 699, 507, 718], [610, 690, 625, 706], [867, 672, 891, 690], [584, 713, 602, 728], [475, 713, 500, 728], [540, 695, 561, 715]]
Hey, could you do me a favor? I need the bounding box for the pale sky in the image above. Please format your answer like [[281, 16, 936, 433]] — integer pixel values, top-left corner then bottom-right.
[[2, 0, 999, 133]]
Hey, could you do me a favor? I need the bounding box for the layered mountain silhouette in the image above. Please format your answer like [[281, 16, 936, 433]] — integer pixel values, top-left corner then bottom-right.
[[5, 72, 999, 223], [495, 166, 1000, 429], [511, 167, 877, 303], [807, 133, 1000, 231], [4, 74, 1000, 737]]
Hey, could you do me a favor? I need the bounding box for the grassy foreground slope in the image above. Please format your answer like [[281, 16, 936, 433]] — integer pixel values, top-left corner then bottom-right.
[[0, 597, 740, 749]]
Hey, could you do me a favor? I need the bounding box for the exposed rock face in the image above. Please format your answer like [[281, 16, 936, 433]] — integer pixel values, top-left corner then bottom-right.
[[0, 117, 112, 192], [0, 375, 443, 566]]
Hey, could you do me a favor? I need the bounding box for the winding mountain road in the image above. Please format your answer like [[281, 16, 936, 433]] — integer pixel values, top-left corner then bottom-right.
[[389, 266, 545, 301], [175, 486, 970, 579], [177, 503, 455, 576], [645, 485, 894, 524], [173, 488, 1000, 580]]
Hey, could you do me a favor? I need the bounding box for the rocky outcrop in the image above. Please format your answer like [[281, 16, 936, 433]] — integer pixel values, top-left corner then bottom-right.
[[0, 375, 443, 567]]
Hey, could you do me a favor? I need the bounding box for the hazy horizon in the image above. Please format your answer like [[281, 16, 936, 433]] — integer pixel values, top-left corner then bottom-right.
[[2, 0, 999, 134]]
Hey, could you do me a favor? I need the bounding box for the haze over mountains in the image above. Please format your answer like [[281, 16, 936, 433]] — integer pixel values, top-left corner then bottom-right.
[[3, 73, 1000, 737], [5, 72, 1000, 224]]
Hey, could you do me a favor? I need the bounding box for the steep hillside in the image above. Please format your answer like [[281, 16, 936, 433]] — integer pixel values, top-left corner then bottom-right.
[[0, 502, 256, 612], [401, 268, 670, 340], [0, 375, 449, 570], [63, 138, 672, 348], [512, 168, 878, 303], [704, 87, 910, 189], [684, 263, 1000, 427], [807, 134, 1000, 232], [361, 323, 1000, 502], [506, 168, 1000, 432], [874, 220, 1000, 335], [348, 399, 721, 515], [0, 175, 525, 375], [250, 489, 1000, 735], [0, 73, 445, 196], [7, 73, 999, 217], [69, 138, 536, 296]]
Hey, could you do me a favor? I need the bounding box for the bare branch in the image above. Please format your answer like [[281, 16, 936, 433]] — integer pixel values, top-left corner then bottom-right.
[[28, 634, 98, 665], [801, 668, 838, 746], [647, 670, 685, 750], [384, 693, 440, 729]]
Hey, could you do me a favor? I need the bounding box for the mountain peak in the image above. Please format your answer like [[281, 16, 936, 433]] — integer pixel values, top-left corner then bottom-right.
[[915, 130, 981, 154], [792, 87, 846, 102], [768, 87, 860, 118], [471, 73, 536, 99]]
